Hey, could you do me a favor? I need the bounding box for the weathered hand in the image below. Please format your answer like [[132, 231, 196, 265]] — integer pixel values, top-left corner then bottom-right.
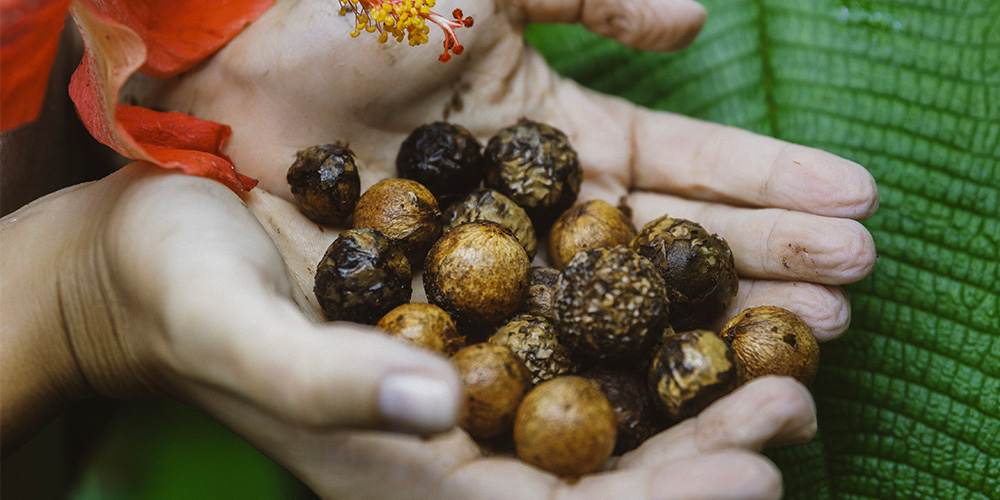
[[206, 374, 815, 500], [136, 0, 877, 340]]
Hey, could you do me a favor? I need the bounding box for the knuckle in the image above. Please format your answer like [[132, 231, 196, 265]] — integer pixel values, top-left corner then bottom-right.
[[790, 284, 851, 340], [833, 220, 878, 282], [748, 377, 817, 431], [736, 454, 784, 499]]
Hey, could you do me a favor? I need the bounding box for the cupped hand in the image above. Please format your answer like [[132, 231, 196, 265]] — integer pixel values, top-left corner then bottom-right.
[[71, 163, 460, 436], [205, 373, 816, 500], [135, 0, 878, 340], [64, 164, 815, 500]]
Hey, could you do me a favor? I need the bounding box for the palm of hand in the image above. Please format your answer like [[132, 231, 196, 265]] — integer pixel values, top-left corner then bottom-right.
[[114, 0, 879, 497], [141, 0, 876, 338]]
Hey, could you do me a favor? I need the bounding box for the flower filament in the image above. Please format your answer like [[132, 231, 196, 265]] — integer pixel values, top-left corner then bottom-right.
[[338, 0, 474, 62]]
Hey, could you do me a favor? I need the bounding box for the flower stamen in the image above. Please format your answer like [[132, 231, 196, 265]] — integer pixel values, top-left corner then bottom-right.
[[337, 0, 473, 62]]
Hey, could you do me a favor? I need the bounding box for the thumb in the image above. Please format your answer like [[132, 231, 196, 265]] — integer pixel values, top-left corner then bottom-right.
[[169, 282, 462, 435]]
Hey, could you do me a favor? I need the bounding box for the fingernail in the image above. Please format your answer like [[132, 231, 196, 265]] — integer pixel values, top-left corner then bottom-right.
[[379, 372, 459, 434]]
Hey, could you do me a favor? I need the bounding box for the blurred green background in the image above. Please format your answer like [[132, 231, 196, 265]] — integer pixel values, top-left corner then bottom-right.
[[2, 0, 996, 499]]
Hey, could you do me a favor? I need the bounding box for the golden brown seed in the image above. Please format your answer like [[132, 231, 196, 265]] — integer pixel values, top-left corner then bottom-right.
[[423, 221, 531, 326], [452, 343, 532, 440], [376, 303, 465, 355], [443, 189, 538, 260], [548, 199, 637, 269], [720, 306, 820, 386], [648, 329, 738, 423], [513, 376, 617, 477], [352, 178, 442, 264]]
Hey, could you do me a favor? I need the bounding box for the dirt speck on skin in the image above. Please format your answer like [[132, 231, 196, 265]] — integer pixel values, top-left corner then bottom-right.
[[442, 80, 471, 120], [781, 242, 816, 276]]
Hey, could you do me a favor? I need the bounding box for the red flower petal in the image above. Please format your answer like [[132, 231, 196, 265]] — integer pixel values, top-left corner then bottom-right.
[[117, 105, 258, 190], [66, 0, 270, 191], [83, 0, 274, 77], [0, 0, 75, 130]]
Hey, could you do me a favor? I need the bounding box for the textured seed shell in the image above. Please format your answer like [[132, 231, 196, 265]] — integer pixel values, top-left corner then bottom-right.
[[483, 119, 582, 228], [720, 306, 820, 386], [488, 313, 577, 385], [423, 221, 531, 326], [553, 246, 669, 364], [584, 367, 666, 455], [453, 343, 532, 439], [286, 144, 361, 226], [313, 228, 412, 324], [443, 189, 537, 260], [395, 121, 486, 205], [519, 266, 560, 320], [630, 216, 738, 330], [513, 376, 617, 477], [376, 302, 465, 355], [548, 199, 637, 269], [648, 329, 738, 423], [352, 178, 442, 263]]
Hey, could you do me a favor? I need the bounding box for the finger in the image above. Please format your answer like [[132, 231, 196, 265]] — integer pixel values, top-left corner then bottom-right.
[[630, 111, 880, 219], [440, 451, 782, 500], [628, 191, 878, 285], [618, 377, 816, 470], [722, 279, 851, 341], [167, 284, 462, 434], [516, 0, 707, 51], [538, 84, 879, 219], [111, 168, 461, 435]]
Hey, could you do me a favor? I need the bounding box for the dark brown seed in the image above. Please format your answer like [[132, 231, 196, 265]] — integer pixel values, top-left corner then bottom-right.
[[648, 329, 738, 423], [553, 246, 669, 365], [584, 367, 666, 455], [630, 216, 738, 331], [488, 313, 577, 385], [286, 144, 361, 226], [396, 121, 486, 206], [313, 228, 411, 324], [484, 119, 581, 229], [518, 266, 561, 321]]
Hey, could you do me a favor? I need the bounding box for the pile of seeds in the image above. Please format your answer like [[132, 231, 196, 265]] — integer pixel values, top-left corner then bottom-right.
[[288, 119, 820, 477]]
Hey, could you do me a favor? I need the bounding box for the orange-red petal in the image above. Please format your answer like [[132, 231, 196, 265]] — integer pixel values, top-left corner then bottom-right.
[[0, 0, 75, 130], [65, 0, 270, 191], [81, 0, 274, 78]]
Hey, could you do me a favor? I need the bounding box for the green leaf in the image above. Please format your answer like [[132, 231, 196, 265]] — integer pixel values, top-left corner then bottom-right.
[[527, 1, 999, 499]]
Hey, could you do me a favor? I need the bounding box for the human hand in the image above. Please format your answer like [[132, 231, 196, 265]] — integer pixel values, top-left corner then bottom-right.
[[0, 161, 814, 499], [206, 373, 816, 500], [134, 0, 878, 341]]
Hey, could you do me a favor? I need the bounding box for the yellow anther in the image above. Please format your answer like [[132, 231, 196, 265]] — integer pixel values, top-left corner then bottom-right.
[[378, 32, 389, 43], [350, 29, 360, 37]]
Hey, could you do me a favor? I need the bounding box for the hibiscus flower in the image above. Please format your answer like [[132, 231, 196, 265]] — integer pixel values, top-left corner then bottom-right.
[[1, 0, 275, 191]]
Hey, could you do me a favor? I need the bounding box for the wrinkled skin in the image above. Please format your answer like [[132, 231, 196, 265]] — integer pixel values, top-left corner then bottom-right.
[[3, 0, 878, 498]]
